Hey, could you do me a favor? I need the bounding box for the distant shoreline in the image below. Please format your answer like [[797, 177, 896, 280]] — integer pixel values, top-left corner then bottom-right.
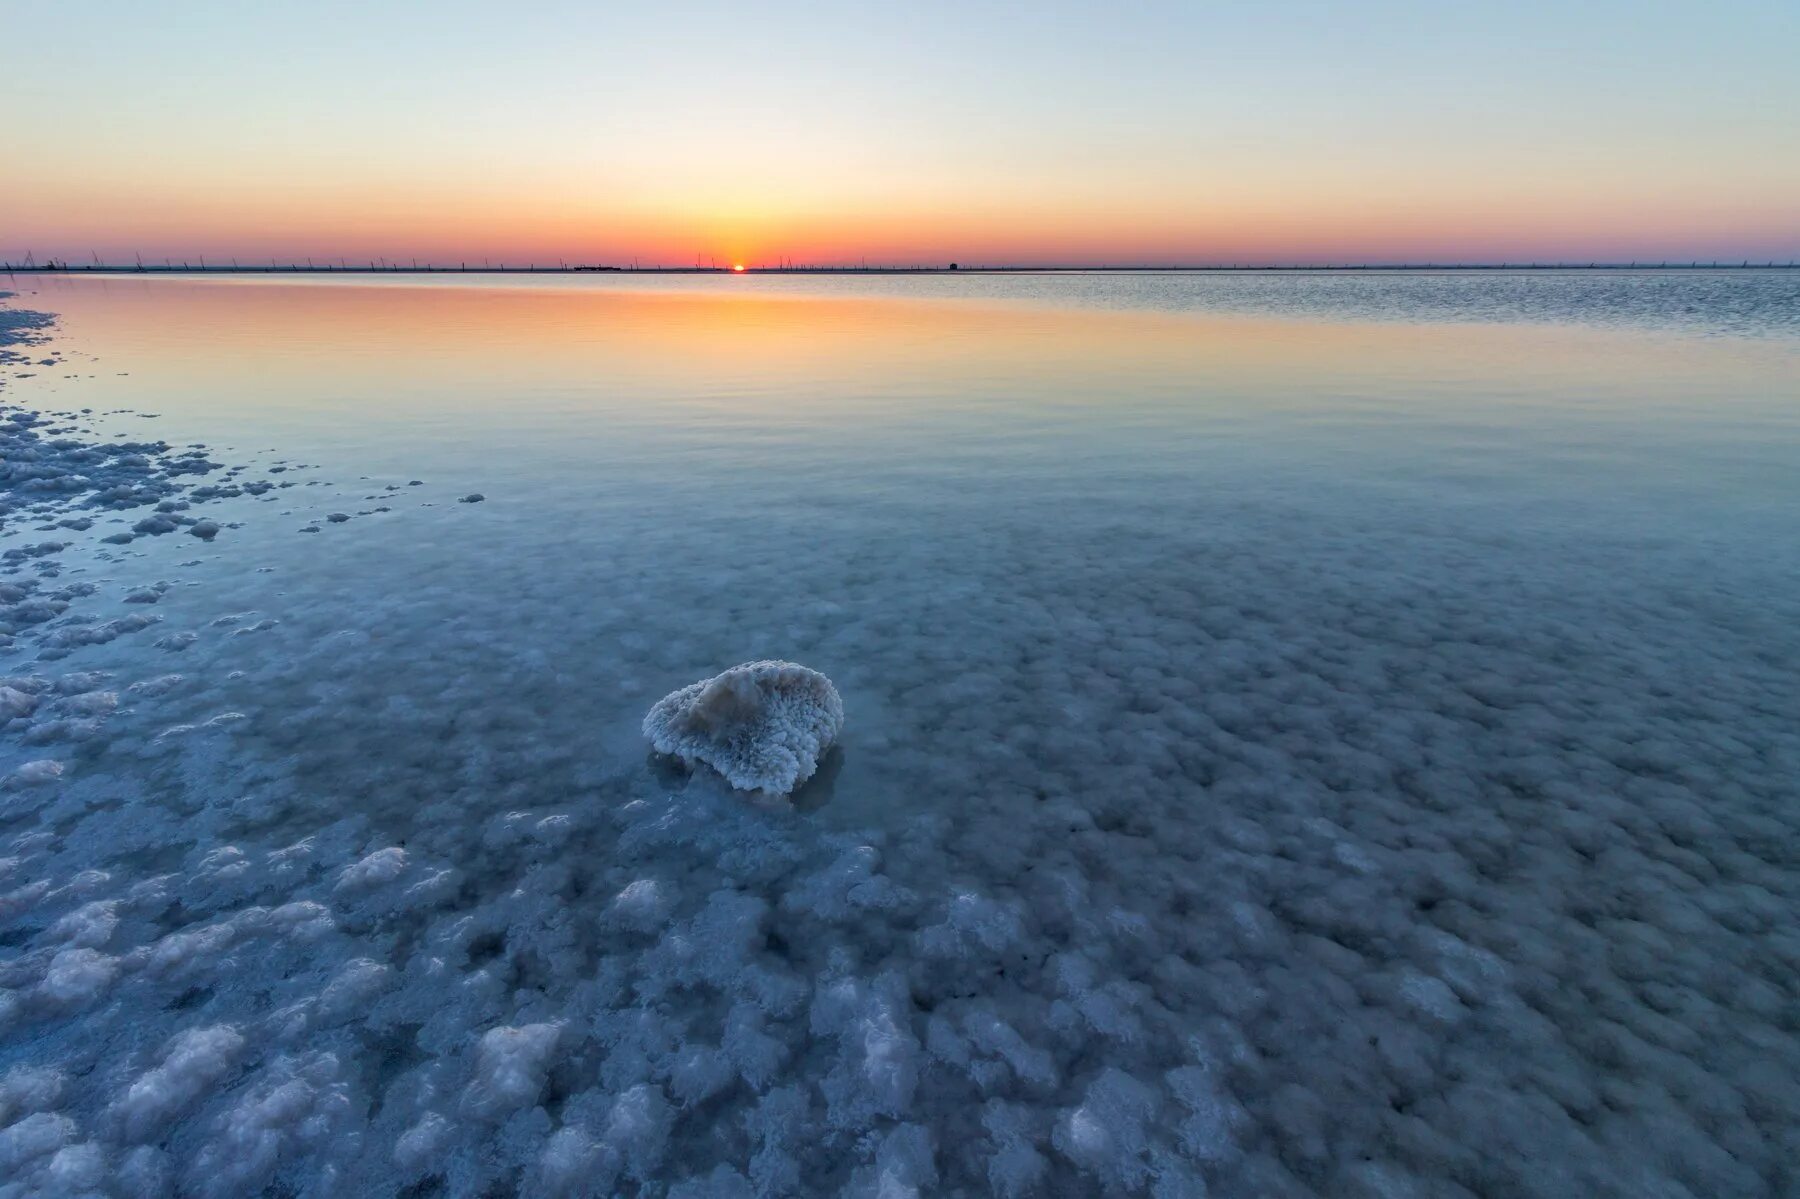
[[4, 262, 1796, 277]]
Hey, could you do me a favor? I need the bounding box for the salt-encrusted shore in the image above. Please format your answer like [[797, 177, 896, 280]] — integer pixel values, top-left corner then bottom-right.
[[0, 292, 454, 774]]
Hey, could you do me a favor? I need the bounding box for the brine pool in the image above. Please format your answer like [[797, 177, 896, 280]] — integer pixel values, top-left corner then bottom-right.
[[1, 270, 1797, 1198]]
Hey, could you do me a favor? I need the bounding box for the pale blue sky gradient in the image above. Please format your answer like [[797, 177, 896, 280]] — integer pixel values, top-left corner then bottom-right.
[[3, 0, 1796, 264]]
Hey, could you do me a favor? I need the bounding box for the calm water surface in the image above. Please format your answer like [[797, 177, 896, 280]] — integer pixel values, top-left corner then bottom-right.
[[3, 271, 1798, 1197]]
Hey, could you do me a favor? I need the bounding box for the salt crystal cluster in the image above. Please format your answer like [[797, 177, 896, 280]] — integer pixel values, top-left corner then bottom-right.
[[643, 661, 843, 795]]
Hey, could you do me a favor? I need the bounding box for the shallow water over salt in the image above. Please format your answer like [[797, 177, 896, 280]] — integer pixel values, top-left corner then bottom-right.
[[2, 271, 1798, 1197]]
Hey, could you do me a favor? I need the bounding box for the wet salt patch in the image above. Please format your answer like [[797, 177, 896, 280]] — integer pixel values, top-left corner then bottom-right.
[[38, 613, 161, 657], [335, 847, 408, 892], [0, 1110, 76, 1174], [1398, 972, 1466, 1023], [184, 1051, 356, 1197], [394, 1112, 452, 1174], [36, 946, 119, 1008], [0, 295, 445, 715], [0, 1066, 68, 1127], [8, 759, 63, 785], [113, 1025, 247, 1142], [20, 718, 101, 746], [154, 712, 247, 740], [607, 878, 671, 932], [463, 1023, 564, 1119], [0, 685, 41, 719]]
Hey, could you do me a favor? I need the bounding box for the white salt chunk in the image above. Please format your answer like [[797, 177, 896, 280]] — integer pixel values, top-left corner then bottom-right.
[[643, 660, 843, 795]]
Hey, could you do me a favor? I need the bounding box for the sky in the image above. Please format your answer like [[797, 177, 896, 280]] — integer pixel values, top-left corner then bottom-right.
[[2, 0, 1796, 267]]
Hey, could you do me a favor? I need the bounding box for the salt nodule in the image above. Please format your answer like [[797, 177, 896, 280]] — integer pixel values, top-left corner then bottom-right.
[[643, 661, 844, 795]]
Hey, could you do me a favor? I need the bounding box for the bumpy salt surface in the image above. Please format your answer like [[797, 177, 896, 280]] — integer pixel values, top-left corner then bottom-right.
[[644, 661, 844, 795], [2, 287, 1799, 1198]]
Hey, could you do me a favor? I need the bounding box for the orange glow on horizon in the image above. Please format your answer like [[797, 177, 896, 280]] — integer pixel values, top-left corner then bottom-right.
[[4, 3, 1795, 269], [7, 182, 1796, 269]]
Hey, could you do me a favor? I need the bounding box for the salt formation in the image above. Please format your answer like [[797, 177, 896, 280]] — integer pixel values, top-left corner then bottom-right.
[[643, 661, 843, 794]]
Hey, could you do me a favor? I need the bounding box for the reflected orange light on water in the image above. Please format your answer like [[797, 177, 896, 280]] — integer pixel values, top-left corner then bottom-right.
[[27, 274, 1794, 445]]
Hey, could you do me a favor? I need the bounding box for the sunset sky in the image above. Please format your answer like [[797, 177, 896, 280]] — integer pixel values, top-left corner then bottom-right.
[[4, 0, 1796, 266]]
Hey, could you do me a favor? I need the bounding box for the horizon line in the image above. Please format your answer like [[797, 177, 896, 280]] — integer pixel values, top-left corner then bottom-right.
[[7, 261, 1798, 276]]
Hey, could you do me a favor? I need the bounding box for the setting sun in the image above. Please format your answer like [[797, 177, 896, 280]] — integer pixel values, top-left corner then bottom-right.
[[732, 264, 746, 272]]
